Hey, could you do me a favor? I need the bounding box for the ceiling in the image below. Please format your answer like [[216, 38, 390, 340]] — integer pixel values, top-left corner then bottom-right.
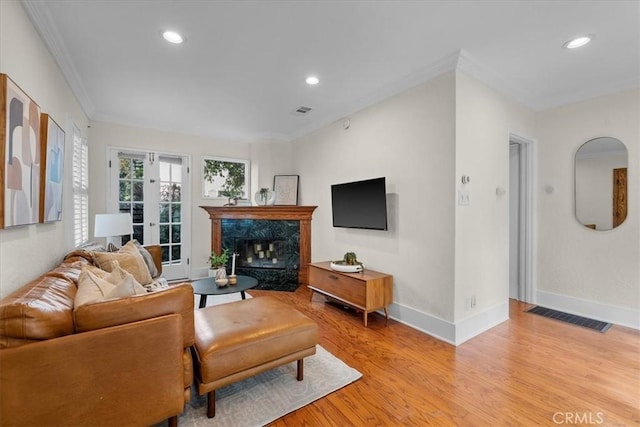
[[23, 0, 640, 143]]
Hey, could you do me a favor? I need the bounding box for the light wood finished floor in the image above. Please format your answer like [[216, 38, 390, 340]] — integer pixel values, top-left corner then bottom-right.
[[247, 286, 640, 426]]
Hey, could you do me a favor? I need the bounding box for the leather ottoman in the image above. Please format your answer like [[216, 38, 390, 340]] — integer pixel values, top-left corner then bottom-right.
[[192, 296, 319, 418]]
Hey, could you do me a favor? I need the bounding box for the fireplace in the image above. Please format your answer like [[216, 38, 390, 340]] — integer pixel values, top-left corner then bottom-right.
[[200, 206, 317, 290], [222, 219, 300, 291]]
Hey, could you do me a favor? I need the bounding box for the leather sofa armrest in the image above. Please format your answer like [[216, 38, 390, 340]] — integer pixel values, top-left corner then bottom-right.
[[0, 315, 184, 427], [143, 244, 163, 277], [74, 283, 195, 346]]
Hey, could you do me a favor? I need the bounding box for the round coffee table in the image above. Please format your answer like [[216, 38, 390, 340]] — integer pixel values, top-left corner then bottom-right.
[[192, 275, 258, 309]]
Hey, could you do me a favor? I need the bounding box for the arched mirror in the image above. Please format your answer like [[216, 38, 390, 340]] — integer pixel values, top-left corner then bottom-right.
[[575, 137, 628, 231]]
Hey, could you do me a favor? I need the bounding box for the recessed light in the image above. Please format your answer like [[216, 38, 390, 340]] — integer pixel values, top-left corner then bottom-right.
[[162, 30, 184, 44], [305, 76, 319, 85], [563, 35, 593, 49]]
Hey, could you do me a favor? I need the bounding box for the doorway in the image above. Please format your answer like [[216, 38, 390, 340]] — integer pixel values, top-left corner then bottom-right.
[[509, 134, 536, 303], [107, 148, 191, 281]]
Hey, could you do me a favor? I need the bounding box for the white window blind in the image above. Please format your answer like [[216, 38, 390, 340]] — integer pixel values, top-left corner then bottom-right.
[[72, 126, 89, 246]]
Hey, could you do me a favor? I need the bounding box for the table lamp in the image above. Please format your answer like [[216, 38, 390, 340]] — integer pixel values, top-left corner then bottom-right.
[[94, 213, 133, 249]]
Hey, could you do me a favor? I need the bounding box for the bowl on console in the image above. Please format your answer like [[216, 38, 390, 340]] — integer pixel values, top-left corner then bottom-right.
[[330, 261, 364, 273]]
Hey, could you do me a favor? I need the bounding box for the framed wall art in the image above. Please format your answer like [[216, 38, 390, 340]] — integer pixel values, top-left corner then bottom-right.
[[1, 74, 42, 229], [40, 114, 65, 223], [273, 174, 299, 205]]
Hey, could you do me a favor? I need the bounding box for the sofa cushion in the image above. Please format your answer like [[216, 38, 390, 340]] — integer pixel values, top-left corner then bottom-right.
[[0, 275, 76, 347], [92, 240, 153, 285], [74, 283, 195, 347]]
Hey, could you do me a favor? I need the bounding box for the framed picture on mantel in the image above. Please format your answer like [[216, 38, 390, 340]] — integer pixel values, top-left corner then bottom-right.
[[273, 175, 299, 205]]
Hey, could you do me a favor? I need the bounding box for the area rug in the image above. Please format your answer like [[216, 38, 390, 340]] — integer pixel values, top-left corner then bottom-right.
[[165, 345, 361, 427]]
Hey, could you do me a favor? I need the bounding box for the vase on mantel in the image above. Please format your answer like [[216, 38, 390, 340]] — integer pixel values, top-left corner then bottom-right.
[[254, 188, 276, 206]]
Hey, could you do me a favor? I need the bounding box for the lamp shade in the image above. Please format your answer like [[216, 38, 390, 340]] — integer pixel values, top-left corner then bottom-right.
[[94, 213, 133, 238]]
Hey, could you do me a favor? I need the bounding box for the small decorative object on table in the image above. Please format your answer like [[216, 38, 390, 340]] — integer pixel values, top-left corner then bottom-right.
[[228, 252, 238, 285], [329, 251, 364, 273], [209, 248, 229, 287]]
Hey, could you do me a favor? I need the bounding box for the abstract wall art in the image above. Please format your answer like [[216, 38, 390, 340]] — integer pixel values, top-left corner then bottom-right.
[[40, 114, 65, 223], [1, 74, 42, 229]]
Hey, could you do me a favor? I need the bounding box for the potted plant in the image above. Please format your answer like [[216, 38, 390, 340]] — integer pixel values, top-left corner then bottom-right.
[[343, 252, 358, 265], [209, 248, 229, 286]]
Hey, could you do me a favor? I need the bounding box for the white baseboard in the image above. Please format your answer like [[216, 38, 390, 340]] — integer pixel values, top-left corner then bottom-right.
[[387, 303, 456, 345], [536, 290, 640, 330], [386, 301, 509, 346], [454, 301, 509, 345], [190, 267, 209, 280]]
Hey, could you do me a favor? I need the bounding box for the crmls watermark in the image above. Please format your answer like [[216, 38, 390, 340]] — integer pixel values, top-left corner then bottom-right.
[[552, 412, 605, 425]]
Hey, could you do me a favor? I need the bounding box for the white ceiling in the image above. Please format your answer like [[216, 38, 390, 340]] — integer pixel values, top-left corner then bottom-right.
[[23, 0, 640, 143]]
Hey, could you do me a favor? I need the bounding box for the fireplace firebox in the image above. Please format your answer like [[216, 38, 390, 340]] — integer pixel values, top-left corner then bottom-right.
[[222, 219, 299, 291]]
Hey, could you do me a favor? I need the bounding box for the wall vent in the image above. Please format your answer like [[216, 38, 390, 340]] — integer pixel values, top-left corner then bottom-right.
[[293, 106, 312, 115]]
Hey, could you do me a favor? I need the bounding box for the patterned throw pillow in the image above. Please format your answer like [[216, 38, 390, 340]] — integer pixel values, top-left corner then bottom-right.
[[92, 240, 153, 285]]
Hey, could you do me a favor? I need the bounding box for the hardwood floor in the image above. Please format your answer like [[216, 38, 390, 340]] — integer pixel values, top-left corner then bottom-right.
[[248, 286, 640, 426]]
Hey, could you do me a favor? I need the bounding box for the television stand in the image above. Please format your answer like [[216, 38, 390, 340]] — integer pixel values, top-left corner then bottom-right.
[[308, 261, 393, 327]]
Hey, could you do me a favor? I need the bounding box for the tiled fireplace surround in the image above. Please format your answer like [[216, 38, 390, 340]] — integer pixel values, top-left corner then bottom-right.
[[200, 206, 317, 291]]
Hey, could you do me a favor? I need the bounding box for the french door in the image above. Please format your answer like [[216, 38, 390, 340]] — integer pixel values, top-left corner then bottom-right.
[[108, 148, 190, 281]]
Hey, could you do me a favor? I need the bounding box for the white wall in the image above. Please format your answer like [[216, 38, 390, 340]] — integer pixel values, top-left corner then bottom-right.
[[88, 121, 293, 276], [536, 90, 639, 327], [292, 70, 541, 343], [294, 73, 457, 326], [453, 71, 535, 338], [0, 0, 89, 297]]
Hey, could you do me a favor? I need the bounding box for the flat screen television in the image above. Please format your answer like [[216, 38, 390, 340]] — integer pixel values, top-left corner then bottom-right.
[[331, 177, 388, 230]]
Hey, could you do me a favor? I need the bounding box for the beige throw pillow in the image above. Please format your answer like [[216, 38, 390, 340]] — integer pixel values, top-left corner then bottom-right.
[[93, 240, 153, 285], [106, 274, 148, 299], [75, 263, 147, 307]]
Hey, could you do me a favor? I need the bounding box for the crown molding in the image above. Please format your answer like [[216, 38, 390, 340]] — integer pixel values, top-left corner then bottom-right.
[[455, 49, 540, 109], [21, 0, 96, 117]]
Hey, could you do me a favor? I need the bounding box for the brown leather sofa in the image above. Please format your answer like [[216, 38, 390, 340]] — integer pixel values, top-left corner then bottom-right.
[[0, 245, 194, 427]]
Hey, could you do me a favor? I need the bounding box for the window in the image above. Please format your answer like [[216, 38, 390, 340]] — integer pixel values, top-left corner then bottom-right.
[[72, 126, 88, 246], [202, 156, 250, 201]]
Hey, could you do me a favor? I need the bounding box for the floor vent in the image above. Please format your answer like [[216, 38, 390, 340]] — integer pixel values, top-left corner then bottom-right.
[[527, 306, 612, 333]]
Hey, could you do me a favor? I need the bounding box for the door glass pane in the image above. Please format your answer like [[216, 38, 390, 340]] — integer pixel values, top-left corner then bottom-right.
[[172, 225, 181, 243], [118, 157, 144, 243], [159, 203, 170, 222], [132, 182, 144, 201], [159, 157, 183, 265], [171, 245, 181, 261], [159, 224, 169, 244], [172, 204, 181, 222]]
